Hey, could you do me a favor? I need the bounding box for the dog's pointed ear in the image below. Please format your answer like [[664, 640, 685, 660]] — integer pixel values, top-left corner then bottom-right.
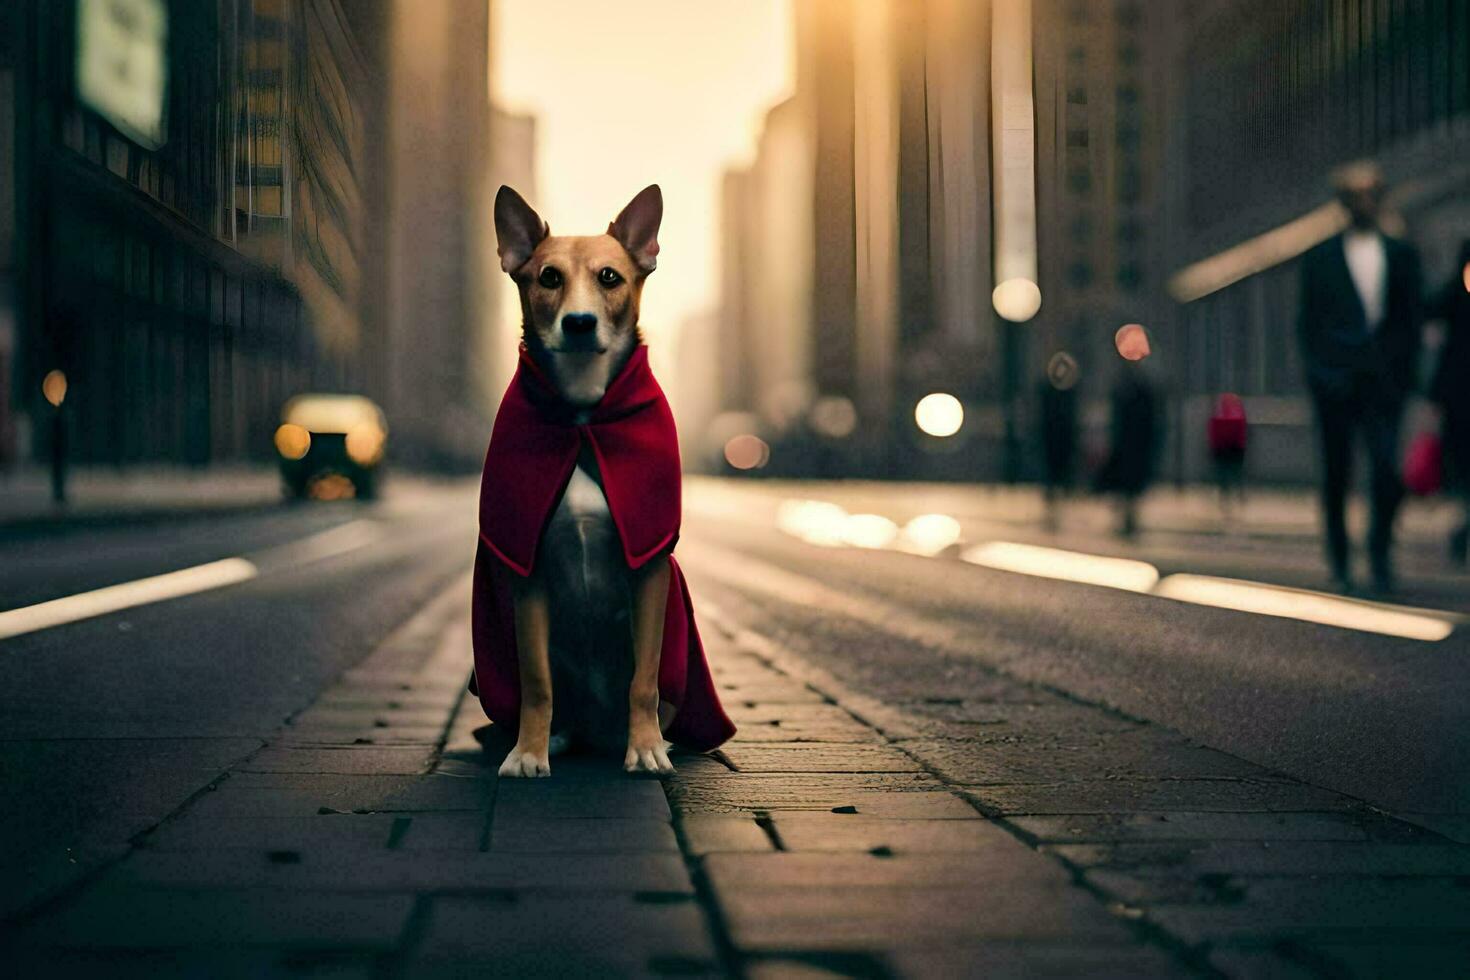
[[608, 184, 662, 274], [495, 185, 549, 275]]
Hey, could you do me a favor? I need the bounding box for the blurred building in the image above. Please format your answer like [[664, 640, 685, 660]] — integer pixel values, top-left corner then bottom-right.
[[717, 0, 1003, 479], [1163, 0, 1470, 482], [2, 0, 509, 473]]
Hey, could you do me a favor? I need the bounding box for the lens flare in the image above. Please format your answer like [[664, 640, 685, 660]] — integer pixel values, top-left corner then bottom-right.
[[915, 393, 964, 437]]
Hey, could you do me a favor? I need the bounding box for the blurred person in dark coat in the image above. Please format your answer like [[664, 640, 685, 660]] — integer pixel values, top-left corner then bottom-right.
[[1297, 162, 1423, 593], [1037, 352, 1080, 531], [1097, 326, 1160, 537], [1430, 240, 1470, 565]]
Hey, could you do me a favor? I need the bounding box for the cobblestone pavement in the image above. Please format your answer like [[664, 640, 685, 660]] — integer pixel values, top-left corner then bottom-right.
[[6, 568, 1469, 978]]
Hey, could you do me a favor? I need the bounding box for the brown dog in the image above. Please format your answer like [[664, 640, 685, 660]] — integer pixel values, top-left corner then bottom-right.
[[491, 185, 675, 777]]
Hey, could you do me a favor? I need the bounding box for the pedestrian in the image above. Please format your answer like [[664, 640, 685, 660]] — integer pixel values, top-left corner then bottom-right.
[[1207, 392, 1248, 520], [1429, 239, 1470, 565], [1296, 162, 1423, 594], [1037, 352, 1080, 531], [1097, 327, 1160, 537]]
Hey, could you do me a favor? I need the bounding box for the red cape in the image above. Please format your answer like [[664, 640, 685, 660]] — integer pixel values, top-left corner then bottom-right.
[[471, 344, 735, 752]]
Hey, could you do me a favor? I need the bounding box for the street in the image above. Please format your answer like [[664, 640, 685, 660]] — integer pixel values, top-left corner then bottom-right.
[[3, 477, 1468, 976]]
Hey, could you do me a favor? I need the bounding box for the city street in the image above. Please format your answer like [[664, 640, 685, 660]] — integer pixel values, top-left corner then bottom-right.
[[2, 477, 1468, 976]]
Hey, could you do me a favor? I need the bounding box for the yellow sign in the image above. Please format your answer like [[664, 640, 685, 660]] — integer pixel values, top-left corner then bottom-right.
[[76, 0, 168, 149]]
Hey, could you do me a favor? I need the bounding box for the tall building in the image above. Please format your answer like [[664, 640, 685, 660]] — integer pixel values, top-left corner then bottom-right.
[[2, 0, 507, 472]]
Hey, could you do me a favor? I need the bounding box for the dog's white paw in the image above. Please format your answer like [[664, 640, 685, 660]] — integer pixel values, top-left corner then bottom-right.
[[499, 745, 551, 778], [623, 740, 675, 775]]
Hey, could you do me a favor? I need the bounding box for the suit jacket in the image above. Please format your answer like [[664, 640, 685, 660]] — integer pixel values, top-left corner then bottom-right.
[[1297, 231, 1422, 400]]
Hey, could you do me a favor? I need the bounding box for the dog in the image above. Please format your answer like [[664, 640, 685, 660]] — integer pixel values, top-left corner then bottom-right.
[[489, 184, 678, 777]]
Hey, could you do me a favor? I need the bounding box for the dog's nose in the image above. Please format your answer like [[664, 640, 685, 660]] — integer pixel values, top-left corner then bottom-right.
[[562, 313, 598, 335]]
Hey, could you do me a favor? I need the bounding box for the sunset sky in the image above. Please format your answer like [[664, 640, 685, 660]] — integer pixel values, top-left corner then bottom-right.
[[491, 0, 796, 344]]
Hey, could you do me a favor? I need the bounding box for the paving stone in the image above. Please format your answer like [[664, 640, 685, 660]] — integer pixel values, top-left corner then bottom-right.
[[718, 683, 829, 705], [1395, 812, 1470, 844], [489, 817, 678, 853], [186, 773, 493, 818], [1144, 878, 1470, 944], [410, 894, 716, 974], [887, 944, 1195, 979], [290, 706, 451, 731], [705, 851, 1072, 890], [667, 772, 944, 813], [965, 779, 1352, 816], [1083, 869, 1240, 905], [723, 717, 877, 743], [717, 886, 1133, 950], [4, 946, 381, 979], [746, 957, 884, 980], [395, 812, 488, 851], [12, 885, 414, 948], [903, 732, 1268, 785], [1049, 840, 1470, 876], [314, 691, 461, 712], [722, 743, 925, 774], [770, 813, 1014, 853], [101, 849, 694, 893], [277, 725, 447, 746], [1204, 947, 1321, 980], [678, 815, 775, 854], [725, 703, 861, 727], [0, 844, 130, 921], [1013, 812, 1372, 844], [239, 746, 434, 775], [494, 777, 672, 821], [1298, 939, 1470, 978], [141, 814, 397, 852]]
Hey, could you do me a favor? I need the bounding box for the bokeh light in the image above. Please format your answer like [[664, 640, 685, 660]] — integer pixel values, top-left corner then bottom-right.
[[914, 393, 964, 438], [843, 513, 900, 549], [810, 395, 858, 438], [345, 424, 386, 466], [992, 277, 1042, 322], [41, 370, 68, 408], [900, 514, 963, 556], [723, 433, 771, 470], [1046, 351, 1080, 390], [1114, 323, 1151, 361], [274, 423, 311, 460]]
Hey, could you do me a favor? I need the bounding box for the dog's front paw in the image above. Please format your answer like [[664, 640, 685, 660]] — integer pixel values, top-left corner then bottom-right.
[[623, 735, 674, 775], [499, 744, 551, 778]]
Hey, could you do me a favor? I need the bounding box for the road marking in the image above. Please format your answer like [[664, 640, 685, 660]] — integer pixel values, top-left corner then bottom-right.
[[770, 496, 1461, 642], [962, 541, 1160, 593], [0, 518, 386, 642], [0, 558, 258, 641], [1154, 574, 1457, 642]]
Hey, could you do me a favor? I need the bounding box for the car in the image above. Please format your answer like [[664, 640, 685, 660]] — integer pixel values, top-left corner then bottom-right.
[[274, 394, 388, 500]]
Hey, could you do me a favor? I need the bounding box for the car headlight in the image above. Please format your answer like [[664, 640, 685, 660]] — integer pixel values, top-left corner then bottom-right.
[[345, 424, 385, 466], [274, 423, 311, 460]]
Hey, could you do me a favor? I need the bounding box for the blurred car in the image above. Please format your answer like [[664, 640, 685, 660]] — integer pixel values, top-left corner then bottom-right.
[[274, 394, 388, 500]]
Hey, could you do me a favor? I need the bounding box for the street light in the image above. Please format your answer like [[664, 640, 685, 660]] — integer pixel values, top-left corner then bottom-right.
[[992, 277, 1042, 323], [915, 392, 964, 438]]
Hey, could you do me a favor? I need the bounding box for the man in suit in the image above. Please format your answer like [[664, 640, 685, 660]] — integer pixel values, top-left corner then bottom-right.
[[1297, 162, 1423, 594]]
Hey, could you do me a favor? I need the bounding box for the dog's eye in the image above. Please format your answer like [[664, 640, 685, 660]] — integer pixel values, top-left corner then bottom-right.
[[537, 267, 563, 289], [597, 267, 623, 288]]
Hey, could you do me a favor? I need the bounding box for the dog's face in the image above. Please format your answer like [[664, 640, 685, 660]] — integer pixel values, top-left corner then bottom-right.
[[494, 185, 662, 409]]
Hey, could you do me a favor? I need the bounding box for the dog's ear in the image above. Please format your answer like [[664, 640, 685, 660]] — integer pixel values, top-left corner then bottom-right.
[[494, 185, 549, 275], [608, 184, 662, 274]]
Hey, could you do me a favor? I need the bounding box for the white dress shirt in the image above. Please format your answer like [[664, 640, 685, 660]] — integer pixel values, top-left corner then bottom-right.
[[1343, 230, 1388, 331]]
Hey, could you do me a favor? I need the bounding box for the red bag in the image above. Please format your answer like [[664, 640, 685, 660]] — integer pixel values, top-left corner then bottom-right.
[[1207, 393, 1247, 456], [1403, 432, 1443, 496]]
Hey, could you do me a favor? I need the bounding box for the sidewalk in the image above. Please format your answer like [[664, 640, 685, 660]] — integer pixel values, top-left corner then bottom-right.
[[0, 465, 285, 528], [725, 478, 1463, 548], [8, 576, 1468, 976]]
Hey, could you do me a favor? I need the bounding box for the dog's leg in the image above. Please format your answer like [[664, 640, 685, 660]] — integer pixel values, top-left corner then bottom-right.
[[624, 555, 674, 774], [500, 576, 554, 777]]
